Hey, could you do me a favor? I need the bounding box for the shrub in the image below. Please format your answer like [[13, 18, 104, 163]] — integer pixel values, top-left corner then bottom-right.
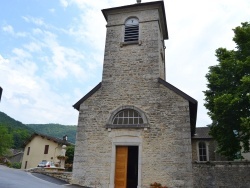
[[11, 162, 21, 169]]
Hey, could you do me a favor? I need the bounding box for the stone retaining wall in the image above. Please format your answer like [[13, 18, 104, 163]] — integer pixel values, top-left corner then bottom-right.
[[27, 162, 250, 188], [27, 168, 72, 183], [193, 161, 250, 188]]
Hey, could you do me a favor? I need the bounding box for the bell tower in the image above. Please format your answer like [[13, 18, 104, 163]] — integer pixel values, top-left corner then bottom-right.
[[101, 1, 168, 90], [73, 1, 196, 188]]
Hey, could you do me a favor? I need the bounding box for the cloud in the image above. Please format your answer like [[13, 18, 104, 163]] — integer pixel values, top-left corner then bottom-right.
[[2, 25, 14, 34], [32, 28, 43, 35], [12, 48, 32, 59], [49, 8, 55, 13], [164, 0, 250, 126], [49, 44, 86, 80], [34, 30, 87, 80], [61, 0, 138, 50], [24, 42, 42, 53], [2, 24, 27, 37], [60, 0, 69, 8], [0, 51, 79, 124], [22, 16, 46, 27], [1, 0, 249, 126], [0, 11, 97, 124]]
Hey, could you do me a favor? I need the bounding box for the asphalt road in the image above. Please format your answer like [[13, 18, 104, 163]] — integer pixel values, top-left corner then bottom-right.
[[0, 165, 84, 188]]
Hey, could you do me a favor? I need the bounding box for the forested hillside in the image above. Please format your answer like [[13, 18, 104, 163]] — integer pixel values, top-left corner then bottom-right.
[[0, 111, 77, 153], [0, 111, 34, 149], [26, 124, 77, 143]]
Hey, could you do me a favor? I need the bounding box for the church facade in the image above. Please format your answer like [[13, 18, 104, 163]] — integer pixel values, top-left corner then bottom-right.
[[72, 1, 197, 188]]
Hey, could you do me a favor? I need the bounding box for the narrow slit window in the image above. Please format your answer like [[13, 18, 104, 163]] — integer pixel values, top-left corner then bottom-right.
[[124, 18, 139, 42]]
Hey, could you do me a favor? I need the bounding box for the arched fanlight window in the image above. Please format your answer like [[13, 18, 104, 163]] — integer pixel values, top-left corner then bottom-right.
[[124, 18, 139, 42], [198, 142, 207, 161], [106, 106, 149, 129], [112, 109, 143, 125]]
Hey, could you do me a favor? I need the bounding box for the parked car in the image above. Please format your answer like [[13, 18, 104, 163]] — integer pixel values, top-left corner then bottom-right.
[[37, 160, 47, 167], [37, 160, 55, 168]]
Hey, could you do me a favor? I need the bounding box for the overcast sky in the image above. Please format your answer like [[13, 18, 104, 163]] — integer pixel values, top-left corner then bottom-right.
[[0, 0, 249, 126]]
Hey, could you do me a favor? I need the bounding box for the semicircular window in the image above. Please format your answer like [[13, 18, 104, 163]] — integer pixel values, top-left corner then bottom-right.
[[112, 109, 143, 125]]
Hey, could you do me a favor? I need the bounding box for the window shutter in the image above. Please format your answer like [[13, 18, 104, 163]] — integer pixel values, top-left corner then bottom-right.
[[27, 147, 30, 155], [44, 145, 49, 154]]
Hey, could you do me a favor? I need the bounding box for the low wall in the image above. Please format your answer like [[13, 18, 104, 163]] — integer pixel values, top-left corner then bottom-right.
[[193, 161, 250, 188], [26, 168, 72, 183], [28, 162, 250, 188]]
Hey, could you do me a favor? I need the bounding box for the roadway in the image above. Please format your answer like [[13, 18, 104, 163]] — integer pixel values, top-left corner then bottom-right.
[[0, 165, 84, 188]]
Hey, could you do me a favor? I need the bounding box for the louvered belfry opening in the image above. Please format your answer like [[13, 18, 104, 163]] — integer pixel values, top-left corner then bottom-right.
[[124, 18, 139, 42]]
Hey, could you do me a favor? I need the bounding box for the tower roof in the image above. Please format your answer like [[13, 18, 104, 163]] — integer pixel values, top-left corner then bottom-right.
[[102, 1, 168, 40]]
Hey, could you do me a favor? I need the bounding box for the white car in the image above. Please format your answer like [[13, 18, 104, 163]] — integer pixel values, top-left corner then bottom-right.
[[37, 160, 47, 167], [37, 160, 55, 168]]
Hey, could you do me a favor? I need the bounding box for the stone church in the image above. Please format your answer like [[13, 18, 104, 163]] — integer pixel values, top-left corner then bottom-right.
[[72, 1, 198, 188]]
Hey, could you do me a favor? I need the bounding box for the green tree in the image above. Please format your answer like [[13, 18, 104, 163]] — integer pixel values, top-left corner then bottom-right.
[[65, 145, 75, 164], [0, 125, 13, 156], [12, 129, 31, 149], [204, 22, 250, 159]]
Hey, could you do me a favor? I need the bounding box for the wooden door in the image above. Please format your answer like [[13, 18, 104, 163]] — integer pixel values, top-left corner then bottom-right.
[[115, 146, 128, 188]]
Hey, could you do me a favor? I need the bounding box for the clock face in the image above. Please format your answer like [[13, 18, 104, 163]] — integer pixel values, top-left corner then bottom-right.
[[125, 18, 139, 26]]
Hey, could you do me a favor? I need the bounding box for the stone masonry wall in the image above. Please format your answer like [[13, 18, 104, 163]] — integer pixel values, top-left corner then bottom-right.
[[72, 4, 193, 188], [26, 162, 250, 188], [193, 161, 250, 188], [102, 9, 165, 86], [72, 80, 193, 188]]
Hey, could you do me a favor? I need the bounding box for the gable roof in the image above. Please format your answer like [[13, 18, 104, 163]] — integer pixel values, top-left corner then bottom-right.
[[73, 82, 102, 111], [192, 127, 212, 139], [102, 1, 168, 40], [24, 132, 73, 147], [158, 78, 198, 136], [73, 78, 198, 135]]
